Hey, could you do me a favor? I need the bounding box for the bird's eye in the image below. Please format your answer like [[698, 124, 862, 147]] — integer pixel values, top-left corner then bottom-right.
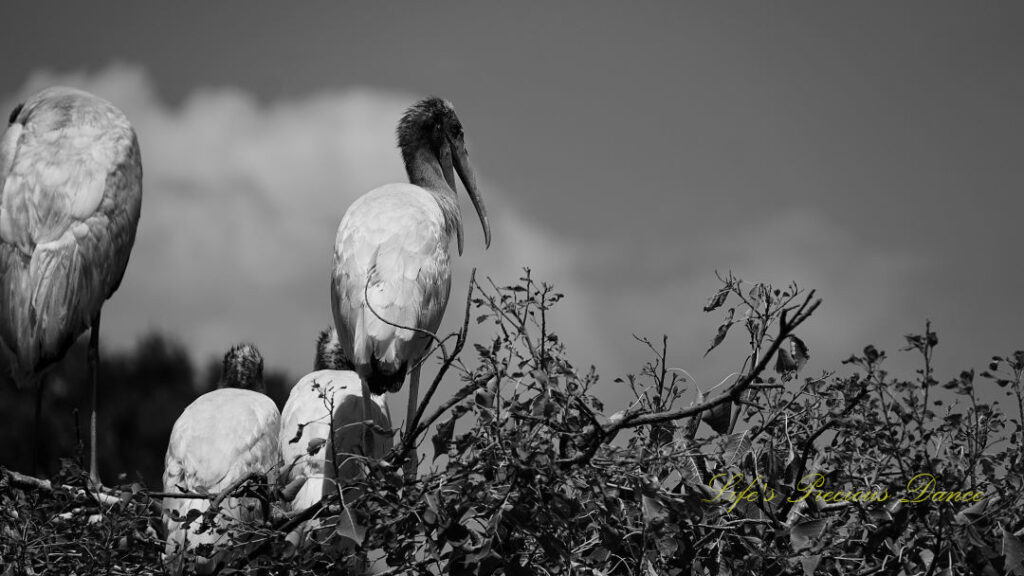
[[8, 102, 23, 125]]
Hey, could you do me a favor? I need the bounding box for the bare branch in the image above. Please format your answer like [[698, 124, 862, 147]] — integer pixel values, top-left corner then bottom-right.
[[559, 292, 821, 466]]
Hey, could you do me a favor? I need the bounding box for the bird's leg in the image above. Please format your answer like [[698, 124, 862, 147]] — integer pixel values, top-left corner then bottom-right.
[[88, 311, 101, 487], [32, 373, 48, 476], [403, 363, 421, 479]]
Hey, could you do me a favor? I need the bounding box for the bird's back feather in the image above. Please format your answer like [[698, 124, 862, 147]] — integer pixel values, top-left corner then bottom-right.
[[162, 388, 280, 571], [331, 183, 452, 394]]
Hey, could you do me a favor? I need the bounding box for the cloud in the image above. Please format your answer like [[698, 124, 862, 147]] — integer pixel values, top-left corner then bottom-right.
[[2, 63, 935, 421], [3, 63, 611, 414]]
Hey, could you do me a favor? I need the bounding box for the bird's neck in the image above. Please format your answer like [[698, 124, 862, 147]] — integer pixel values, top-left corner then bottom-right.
[[405, 148, 462, 240]]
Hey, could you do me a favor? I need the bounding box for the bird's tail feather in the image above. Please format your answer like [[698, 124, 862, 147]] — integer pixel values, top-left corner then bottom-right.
[[365, 355, 406, 395], [0, 239, 99, 386]]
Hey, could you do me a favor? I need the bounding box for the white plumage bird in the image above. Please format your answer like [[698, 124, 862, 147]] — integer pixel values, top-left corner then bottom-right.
[[279, 327, 391, 514], [331, 97, 489, 473], [162, 344, 280, 574], [0, 87, 143, 481]]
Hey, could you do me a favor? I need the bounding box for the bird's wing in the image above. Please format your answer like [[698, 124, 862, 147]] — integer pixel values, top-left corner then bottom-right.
[[0, 92, 142, 385], [332, 184, 452, 375]]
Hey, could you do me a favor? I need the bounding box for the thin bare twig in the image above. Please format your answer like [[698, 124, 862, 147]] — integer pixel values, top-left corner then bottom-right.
[[386, 269, 477, 465], [408, 269, 476, 441]]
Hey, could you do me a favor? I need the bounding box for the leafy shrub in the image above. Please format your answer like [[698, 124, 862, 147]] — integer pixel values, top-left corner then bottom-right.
[[2, 270, 1023, 575]]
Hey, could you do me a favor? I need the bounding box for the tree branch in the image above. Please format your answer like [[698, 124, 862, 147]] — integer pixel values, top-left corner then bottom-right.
[[559, 292, 820, 466]]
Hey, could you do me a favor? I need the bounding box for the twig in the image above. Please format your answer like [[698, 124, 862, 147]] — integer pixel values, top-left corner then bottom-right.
[[559, 292, 821, 466], [5, 468, 122, 507], [146, 491, 217, 500], [408, 269, 476, 442], [209, 472, 260, 511], [391, 269, 477, 463]]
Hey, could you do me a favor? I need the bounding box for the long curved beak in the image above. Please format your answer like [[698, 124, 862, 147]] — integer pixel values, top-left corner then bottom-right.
[[449, 138, 491, 253], [438, 142, 464, 255]]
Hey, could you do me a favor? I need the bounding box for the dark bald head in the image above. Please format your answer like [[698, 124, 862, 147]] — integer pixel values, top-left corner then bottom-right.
[[315, 327, 353, 371], [220, 343, 264, 392]]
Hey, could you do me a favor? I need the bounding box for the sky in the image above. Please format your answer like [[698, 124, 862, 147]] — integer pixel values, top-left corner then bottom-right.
[[1, 2, 1021, 421]]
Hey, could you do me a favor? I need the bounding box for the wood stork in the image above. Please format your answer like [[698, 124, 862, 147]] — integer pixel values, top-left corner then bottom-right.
[[279, 328, 391, 527], [331, 97, 490, 475], [162, 344, 280, 574], [0, 87, 143, 482]]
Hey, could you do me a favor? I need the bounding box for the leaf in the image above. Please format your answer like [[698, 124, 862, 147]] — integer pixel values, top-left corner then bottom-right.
[[704, 308, 736, 357], [432, 417, 456, 459], [864, 345, 881, 363], [679, 454, 708, 485], [956, 494, 992, 525], [1003, 526, 1024, 576], [288, 422, 306, 444], [306, 437, 326, 456], [704, 288, 729, 312], [475, 388, 495, 409], [587, 546, 610, 564], [443, 522, 470, 545], [800, 554, 821, 576], [790, 335, 810, 370], [656, 536, 678, 558], [775, 347, 796, 375], [703, 401, 732, 435], [722, 430, 752, 466], [776, 336, 810, 380], [336, 506, 366, 547], [790, 518, 826, 551], [643, 495, 668, 523]]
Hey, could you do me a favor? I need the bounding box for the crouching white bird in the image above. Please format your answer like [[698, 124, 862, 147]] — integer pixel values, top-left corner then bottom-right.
[[279, 328, 392, 516], [0, 87, 143, 482], [162, 344, 280, 574], [331, 97, 490, 474]]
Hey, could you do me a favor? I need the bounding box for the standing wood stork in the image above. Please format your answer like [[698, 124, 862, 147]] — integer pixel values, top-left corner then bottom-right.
[[162, 344, 281, 574], [0, 87, 143, 482], [331, 97, 490, 474]]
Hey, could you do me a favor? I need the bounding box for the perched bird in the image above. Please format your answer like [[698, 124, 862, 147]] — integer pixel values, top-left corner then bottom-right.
[[162, 344, 280, 574], [0, 87, 142, 481], [279, 327, 391, 514], [331, 97, 490, 474]]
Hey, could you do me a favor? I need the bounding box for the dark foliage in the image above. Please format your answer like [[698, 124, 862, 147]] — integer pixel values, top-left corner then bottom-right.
[[2, 270, 1023, 575]]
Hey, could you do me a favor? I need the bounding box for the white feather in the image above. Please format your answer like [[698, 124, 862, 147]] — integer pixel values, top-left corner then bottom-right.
[[162, 388, 280, 572]]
